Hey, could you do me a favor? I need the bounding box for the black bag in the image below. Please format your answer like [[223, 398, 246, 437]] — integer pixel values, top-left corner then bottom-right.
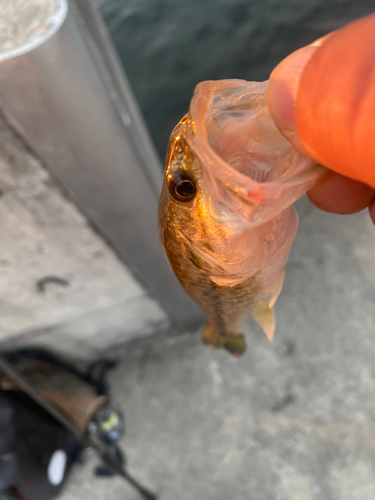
[[0, 390, 82, 500]]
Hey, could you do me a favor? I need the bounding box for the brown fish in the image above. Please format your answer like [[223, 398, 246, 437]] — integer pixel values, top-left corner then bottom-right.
[[158, 80, 324, 356]]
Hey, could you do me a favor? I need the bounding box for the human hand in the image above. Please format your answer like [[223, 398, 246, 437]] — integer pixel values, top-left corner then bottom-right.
[[267, 13, 375, 224]]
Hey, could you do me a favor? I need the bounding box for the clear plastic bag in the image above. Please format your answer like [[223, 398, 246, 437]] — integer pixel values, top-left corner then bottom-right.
[[186, 79, 325, 286]]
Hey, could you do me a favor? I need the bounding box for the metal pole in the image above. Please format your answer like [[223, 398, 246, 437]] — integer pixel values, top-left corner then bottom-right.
[[0, 0, 203, 330]]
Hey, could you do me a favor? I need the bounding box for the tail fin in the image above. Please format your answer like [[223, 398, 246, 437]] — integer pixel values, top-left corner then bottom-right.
[[201, 323, 245, 356]]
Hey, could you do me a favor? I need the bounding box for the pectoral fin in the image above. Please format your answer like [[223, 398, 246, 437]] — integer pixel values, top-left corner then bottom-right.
[[252, 306, 275, 341], [269, 268, 285, 308], [252, 269, 284, 341]]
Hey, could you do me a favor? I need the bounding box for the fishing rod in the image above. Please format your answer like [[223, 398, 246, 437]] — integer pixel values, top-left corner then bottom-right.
[[0, 355, 157, 500]]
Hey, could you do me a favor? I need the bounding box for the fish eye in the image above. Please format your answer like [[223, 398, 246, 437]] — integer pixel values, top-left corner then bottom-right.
[[168, 173, 196, 202]]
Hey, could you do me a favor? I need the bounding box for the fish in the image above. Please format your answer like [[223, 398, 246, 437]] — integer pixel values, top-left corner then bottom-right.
[[158, 80, 324, 356]]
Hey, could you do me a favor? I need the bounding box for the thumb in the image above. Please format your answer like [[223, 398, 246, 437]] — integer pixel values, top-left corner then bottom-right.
[[268, 13, 375, 190]]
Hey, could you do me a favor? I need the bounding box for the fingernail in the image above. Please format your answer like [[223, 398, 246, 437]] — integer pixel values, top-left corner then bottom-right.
[[268, 46, 318, 135], [267, 33, 333, 136]]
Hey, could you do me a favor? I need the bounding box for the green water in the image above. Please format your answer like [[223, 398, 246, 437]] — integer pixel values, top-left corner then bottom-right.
[[100, 0, 374, 159]]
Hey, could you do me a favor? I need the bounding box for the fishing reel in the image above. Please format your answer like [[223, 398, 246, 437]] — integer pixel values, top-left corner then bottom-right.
[[87, 404, 126, 477]]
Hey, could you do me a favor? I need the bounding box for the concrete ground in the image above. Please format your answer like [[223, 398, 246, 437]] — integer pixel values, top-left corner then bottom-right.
[[0, 98, 168, 356], [60, 199, 375, 500]]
